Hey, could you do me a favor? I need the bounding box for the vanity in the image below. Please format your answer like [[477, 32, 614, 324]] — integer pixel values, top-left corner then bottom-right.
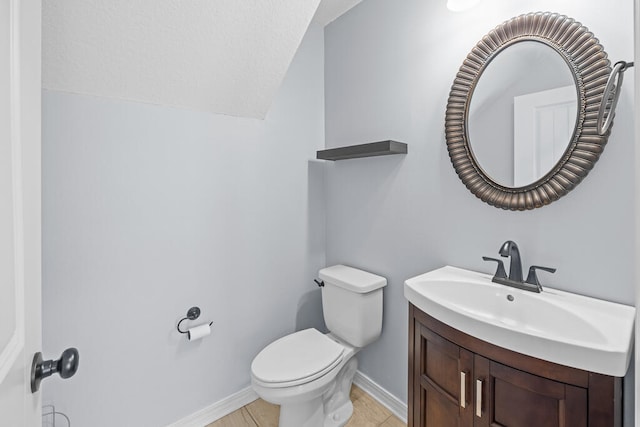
[[404, 266, 635, 427], [404, 10, 636, 426]]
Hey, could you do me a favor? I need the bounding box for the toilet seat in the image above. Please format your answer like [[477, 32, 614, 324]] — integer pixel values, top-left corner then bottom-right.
[[251, 328, 345, 388]]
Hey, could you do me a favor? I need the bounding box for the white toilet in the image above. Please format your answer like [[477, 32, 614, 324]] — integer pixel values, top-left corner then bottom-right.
[[250, 264, 387, 427]]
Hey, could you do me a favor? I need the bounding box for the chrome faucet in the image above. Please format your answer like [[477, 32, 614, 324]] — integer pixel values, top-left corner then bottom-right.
[[499, 240, 522, 282], [483, 240, 556, 293]]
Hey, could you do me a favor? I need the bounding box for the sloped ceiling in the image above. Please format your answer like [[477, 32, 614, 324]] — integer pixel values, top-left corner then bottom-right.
[[42, 0, 362, 119], [313, 0, 363, 26]]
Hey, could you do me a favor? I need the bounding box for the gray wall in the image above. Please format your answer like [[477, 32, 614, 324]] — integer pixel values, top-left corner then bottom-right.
[[324, 0, 635, 422], [42, 25, 326, 427]]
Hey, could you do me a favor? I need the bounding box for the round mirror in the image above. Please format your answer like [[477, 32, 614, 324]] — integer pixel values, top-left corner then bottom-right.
[[445, 12, 611, 210], [468, 41, 578, 188]]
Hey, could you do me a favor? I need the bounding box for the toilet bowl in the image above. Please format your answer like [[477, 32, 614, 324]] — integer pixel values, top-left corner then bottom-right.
[[251, 329, 358, 427], [250, 265, 387, 427]]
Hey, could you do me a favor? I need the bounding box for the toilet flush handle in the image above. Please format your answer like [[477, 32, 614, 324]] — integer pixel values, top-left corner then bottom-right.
[[313, 279, 324, 287]]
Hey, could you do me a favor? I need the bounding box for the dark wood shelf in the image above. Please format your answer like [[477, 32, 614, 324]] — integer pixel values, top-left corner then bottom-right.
[[316, 140, 407, 161]]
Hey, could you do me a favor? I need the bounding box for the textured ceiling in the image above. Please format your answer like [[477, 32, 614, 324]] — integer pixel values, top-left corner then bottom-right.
[[43, 0, 326, 119]]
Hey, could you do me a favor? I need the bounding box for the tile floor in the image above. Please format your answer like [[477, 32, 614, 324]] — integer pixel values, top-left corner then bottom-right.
[[206, 385, 405, 427]]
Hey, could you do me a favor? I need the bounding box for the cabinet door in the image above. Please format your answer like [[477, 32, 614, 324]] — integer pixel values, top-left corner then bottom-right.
[[473, 355, 587, 427], [413, 324, 473, 426]]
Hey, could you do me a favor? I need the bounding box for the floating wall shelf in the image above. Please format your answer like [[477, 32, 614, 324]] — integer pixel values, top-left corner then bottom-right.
[[316, 140, 407, 161]]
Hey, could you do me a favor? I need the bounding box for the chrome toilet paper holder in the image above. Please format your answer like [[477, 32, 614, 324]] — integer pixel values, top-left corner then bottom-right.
[[176, 306, 213, 334]]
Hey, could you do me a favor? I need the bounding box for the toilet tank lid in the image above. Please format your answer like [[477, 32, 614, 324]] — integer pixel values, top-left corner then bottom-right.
[[319, 265, 387, 293]]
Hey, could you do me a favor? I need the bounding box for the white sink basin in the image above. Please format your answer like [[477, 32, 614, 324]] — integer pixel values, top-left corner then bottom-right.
[[404, 266, 636, 377]]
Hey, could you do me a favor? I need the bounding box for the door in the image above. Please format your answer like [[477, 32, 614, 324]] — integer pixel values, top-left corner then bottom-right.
[[413, 325, 473, 426], [0, 0, 42, 425], [513, 85, 577, 187], [473, 356, 587, 427]]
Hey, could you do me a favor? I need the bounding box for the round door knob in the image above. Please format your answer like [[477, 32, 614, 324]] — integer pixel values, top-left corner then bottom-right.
[[31, 347, 80, 393]]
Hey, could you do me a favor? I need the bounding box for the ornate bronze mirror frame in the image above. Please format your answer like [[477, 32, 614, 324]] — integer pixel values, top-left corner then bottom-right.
[[445, 12, 611, 210]]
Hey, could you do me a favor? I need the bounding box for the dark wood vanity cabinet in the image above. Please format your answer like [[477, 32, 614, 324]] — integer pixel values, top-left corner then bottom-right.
[[409, 304, 622, 427]]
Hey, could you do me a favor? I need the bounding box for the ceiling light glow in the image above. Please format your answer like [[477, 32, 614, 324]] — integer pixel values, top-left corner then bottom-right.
[[447, 0, 481, 12]]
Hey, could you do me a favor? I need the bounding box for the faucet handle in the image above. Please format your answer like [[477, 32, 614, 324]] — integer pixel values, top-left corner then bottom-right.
[[525, 265, 556, 287], [482, 256, 507, 279]]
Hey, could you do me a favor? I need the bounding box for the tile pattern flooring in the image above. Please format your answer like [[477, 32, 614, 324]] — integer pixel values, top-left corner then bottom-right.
[[206, 385, 405, 427]]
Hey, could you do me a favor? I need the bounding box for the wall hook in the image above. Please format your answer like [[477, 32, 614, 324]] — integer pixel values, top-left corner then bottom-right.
[[597, 60, 634, 135], [177, 306, 213, 334]]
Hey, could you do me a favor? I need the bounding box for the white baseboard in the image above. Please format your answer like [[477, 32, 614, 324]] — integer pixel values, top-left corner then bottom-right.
[[353, 370, 407, 423], [166, 386, 258, 427], [167, 371, 406, 427]]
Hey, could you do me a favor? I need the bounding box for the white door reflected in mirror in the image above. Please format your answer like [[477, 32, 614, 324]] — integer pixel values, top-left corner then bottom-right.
[[468, 41, 578, 188], [513, 85, 577, 187]]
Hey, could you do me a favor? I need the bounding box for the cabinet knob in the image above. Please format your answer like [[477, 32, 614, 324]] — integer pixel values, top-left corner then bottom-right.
[[460, 372, 467, 408], [476, 379, 483, 418]]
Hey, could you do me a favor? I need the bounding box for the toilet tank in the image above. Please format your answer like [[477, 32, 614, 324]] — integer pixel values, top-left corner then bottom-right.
[[319, 265, 387, 348]]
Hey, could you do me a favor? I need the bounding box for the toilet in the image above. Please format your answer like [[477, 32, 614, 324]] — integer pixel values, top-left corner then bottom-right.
[[250, 265, 387, 427]]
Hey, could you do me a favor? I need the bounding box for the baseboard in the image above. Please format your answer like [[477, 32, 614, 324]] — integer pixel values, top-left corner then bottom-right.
[[167, 371, 406, 427], [166, 386, 258, 427], [353, 370, 408, 423]]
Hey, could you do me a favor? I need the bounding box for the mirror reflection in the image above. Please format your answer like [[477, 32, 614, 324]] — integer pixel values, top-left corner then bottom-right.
[[468, 41, 578, 187]]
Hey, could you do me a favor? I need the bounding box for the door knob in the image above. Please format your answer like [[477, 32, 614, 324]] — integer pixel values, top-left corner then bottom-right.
[[31, 348, 79, 393]]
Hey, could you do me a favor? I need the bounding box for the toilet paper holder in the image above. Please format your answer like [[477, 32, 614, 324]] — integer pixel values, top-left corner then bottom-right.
[[176, 306, 213, 334]]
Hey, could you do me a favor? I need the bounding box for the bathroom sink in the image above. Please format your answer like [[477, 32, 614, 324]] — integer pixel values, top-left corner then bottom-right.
[[404, 266, 635, 377]]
